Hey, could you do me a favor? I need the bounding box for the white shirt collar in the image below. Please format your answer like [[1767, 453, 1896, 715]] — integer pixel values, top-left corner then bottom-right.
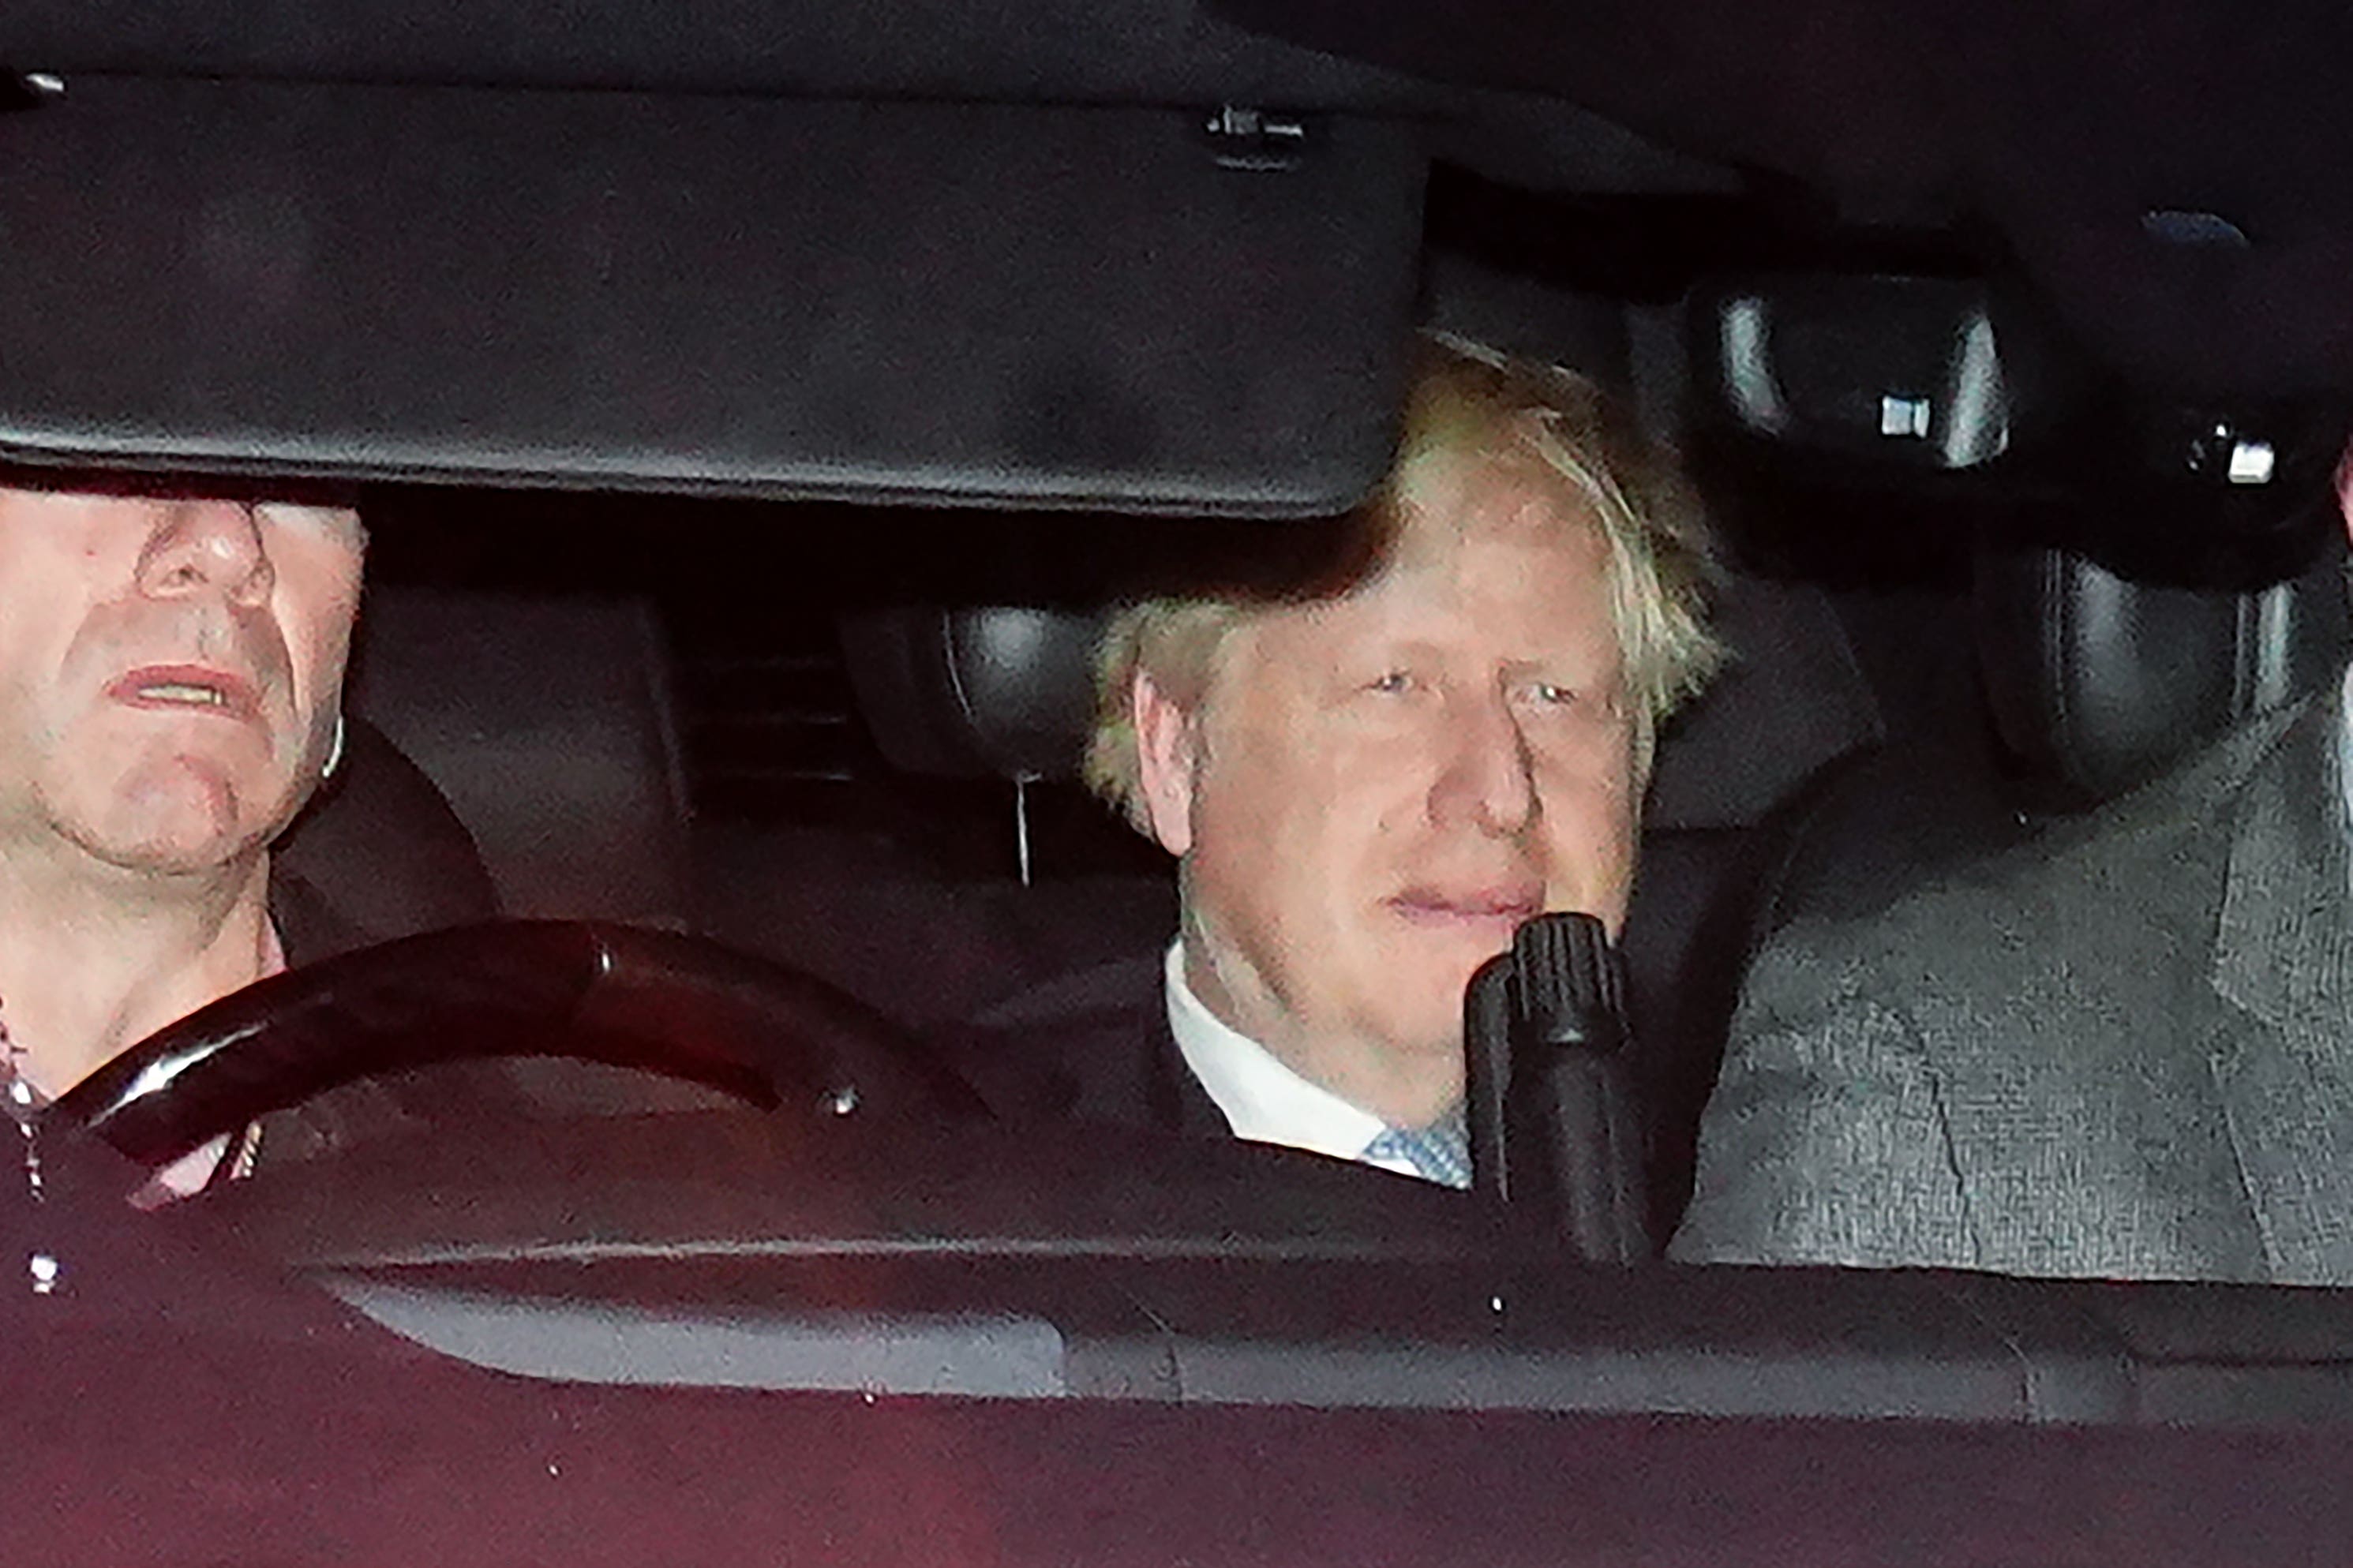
[[1162, 941, 1423, 1177]]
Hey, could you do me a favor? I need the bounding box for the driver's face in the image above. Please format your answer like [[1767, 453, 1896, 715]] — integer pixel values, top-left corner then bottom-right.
[[0, 484, 366, 877], [1141, 448, 1637, 1112]]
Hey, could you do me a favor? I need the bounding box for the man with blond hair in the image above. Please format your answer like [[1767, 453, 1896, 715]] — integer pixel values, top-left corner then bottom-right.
[[950, 334, 1722, 1187]]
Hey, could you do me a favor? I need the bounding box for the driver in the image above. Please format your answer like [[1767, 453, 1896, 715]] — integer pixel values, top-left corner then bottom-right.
[[0, 470, 369, 1197], [946, 335, 1723, 1185]]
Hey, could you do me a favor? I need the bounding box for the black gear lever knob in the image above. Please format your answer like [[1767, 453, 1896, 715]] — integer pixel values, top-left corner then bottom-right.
[[1463, 912, 1649, 1262], [1507, 911, 1627, 1053]]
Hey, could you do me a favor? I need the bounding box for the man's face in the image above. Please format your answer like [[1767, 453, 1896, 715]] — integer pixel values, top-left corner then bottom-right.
[[0, 484, 366, 878], [1137, 446, 1638, 1109]]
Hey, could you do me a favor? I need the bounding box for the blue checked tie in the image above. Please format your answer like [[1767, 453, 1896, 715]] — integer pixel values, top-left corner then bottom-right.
[[1360, 1102, 1472, 1189]]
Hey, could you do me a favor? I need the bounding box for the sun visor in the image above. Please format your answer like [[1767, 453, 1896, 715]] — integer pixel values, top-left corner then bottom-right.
[[0, 79, 1425, 515]]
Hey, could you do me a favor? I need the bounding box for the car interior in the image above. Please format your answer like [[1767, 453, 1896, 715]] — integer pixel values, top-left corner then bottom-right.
[[13, 2, 2353, 1561]]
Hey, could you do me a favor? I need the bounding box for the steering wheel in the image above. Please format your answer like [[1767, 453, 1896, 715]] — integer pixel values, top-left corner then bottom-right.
[[51, 921, 986, 1168]]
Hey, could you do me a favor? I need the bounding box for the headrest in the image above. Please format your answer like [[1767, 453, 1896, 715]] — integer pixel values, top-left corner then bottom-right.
[[838, 575, 1883, 831], [1974, 541, 2352, 803], [348, 588, 693, 926], [839, 607, 1103, 782]]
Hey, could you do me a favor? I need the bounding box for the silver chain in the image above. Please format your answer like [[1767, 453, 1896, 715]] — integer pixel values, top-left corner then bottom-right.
[[0, 995, 62, 1294]]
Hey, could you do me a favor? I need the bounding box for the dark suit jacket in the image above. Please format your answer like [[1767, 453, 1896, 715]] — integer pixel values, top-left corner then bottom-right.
[[938, 952, 1231, 1140], [1673, 683, 2353, 1283]]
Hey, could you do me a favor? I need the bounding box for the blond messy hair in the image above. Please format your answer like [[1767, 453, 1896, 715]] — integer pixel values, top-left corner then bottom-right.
[[1084, 331, 1726, 833]]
